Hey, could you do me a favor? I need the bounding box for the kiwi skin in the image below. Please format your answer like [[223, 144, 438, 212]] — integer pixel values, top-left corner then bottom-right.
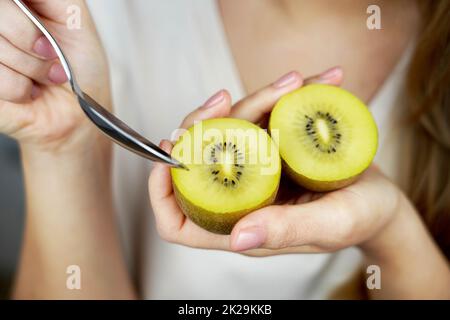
[[282, 159, 360, 192], [173, 183, 279, 235]]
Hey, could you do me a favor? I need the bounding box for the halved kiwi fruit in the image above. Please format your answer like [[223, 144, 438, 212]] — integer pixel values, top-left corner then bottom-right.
[[171, 118, 281, 234], [269, 84, 378, 192]]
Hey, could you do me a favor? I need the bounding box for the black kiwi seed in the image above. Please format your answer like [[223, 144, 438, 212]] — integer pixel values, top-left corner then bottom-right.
[[302, 111, 342, 153], [208, 141, 245, 188]]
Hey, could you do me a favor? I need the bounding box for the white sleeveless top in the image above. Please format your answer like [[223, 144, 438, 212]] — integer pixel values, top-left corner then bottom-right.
[[87, 0, 411, 299]]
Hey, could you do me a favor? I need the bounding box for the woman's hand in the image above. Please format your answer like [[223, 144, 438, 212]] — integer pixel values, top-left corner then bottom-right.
[[0, 0, 110, 153], [8, 1, 135, 299], [148, 67, 403, 256], [150, 67, 450, 299]]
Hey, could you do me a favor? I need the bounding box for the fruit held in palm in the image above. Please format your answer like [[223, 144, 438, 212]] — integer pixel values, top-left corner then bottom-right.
[[269, 84, 378, 192], [171, 118, 281, 234]]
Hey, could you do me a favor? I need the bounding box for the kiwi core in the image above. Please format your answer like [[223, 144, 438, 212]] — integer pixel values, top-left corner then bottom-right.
[[316, 119, 330, 143], [305, 112, 341, 153], [207, 141, 243, 187]]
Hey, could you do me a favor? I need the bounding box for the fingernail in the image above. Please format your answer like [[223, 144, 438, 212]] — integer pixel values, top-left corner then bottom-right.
[[201, 90, 225, 109], [48, 63, 68, 84], [159, 139, 174, 154], [159, 139, 170, 150], [273, 71, 300, 88], [33, 36, 57, 59], [30, 85, 41, 100], [319, 67, 342, 81], [233, 226, 266, 251]]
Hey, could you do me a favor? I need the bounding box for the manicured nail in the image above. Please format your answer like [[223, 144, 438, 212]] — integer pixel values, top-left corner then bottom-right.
[[48, 63, 68, 84], [33, 36, 57, 59], [233, 226, 266, 251], [319, 67, 342, 81], [159, 139, 172, 151], [273, 71, 299, 88], [30, 85, 41, 100], [201, 90, 225, 109]]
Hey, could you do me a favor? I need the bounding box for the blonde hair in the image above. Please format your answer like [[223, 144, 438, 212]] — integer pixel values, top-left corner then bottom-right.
[[402, 0, 450, 258]]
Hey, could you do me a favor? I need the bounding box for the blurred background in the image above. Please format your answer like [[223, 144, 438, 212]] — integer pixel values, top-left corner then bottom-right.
[[0, 136, 25, 299]]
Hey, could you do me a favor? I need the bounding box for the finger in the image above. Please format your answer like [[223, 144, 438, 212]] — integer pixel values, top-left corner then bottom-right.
[[175, 218, 231, 250], [231, 71, 303, 123], [0, 0, 45, 58], [178, 90, 232, 132], [230, 67, 344, 124], [0, 36, 56, 85], [0, 0, 84, 59], [0, 62, 34, 103], [149, 140, 188, 240], [32, 35, 58, 60], [149, 140, 174, 198], [241, 244, 329, 257], [303, 66, 344, 85], [230, 201, 339, 251], [294, 192, 325, 204]]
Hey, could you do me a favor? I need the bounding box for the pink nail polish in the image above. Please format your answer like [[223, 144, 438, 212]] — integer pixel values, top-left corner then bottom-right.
[[201, 90, 225, 109], [273, 71, 299, 88], [33, 36, 57, 59], [48, 63, 68, 84], [319, 67, 342, 80], [233, 226, 266, 251]]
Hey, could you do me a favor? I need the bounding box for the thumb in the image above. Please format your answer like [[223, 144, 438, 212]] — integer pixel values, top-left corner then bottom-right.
[[230, 202, 331, 251]]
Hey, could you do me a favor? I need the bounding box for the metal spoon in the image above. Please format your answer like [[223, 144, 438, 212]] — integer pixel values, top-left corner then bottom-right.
[[13, 0, 187, 170]]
